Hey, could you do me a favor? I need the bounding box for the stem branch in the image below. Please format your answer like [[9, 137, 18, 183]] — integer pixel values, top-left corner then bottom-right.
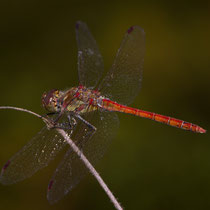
[[0, 106, 123, 210]]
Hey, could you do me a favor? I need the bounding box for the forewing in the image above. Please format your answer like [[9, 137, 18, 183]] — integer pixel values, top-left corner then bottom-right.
[[47, 111, 119, 204], [99, 26, 145, 105], [76, 21, 104, 89], [0, 126, 67, 185]]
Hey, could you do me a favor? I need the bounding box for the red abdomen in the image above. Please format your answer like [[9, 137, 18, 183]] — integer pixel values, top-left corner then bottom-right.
[[102, 99, 206, 133]]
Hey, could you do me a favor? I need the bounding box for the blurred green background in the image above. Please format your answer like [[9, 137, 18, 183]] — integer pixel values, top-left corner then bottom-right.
[[0, 1, 209, 210]]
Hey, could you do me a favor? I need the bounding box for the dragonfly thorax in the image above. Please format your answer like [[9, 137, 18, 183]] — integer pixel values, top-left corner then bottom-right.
[[63, 86, 102, 114]]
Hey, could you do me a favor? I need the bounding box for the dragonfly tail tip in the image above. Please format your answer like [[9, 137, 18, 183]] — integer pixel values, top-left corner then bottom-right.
[[198, 127, 206, 134]]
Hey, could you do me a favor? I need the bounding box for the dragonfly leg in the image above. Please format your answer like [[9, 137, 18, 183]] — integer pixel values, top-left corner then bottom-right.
[[42, 112, 73, 130], [67, 114, 77, 129], [70, 113, 97, 152], [40, 113, 58, 129], [74, 113, 96, 132], [53, 115, 77, 131]]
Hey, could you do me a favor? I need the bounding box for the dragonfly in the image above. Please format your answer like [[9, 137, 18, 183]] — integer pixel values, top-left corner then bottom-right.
[[0, 21, 206, 204]]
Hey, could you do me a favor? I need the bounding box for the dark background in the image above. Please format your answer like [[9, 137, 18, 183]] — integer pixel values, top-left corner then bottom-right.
[[0, 1, 209, 210]]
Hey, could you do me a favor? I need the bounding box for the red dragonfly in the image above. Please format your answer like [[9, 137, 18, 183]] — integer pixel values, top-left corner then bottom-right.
[[0, 21, 206, 204]]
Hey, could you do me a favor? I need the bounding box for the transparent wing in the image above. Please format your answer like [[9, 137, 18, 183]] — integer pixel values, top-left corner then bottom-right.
[[47, 111, 119, 204], [76, 21, 104, 89], [99, 26, 145, 105], [0, 126, 68, 185]]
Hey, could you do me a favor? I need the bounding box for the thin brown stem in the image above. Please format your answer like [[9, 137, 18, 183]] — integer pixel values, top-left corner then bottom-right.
[[0, 106, 42, 119], [57, 128, 123, 210], [0, 105, 123, 210]]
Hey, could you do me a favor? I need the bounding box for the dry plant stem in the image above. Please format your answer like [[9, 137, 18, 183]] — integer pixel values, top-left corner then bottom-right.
[[0, 106, 123, 210], [0, 106, 42, 118], [57, 128, 123, 210]]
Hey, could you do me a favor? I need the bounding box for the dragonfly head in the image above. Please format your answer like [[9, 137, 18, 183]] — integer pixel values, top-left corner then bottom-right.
[[42, 89, 62, 112]]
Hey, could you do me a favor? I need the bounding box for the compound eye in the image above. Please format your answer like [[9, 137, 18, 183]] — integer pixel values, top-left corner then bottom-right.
[[42, 89, 58, 108]]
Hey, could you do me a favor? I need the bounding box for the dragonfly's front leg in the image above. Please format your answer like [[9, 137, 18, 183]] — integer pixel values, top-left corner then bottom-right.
[[41, 113, 59, 129], [43, 112, 72, 130]]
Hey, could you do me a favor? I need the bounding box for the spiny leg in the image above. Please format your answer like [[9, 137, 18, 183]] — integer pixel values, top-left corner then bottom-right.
[[43, 112, 75, 130], [74, 113, 96, 132], [71, 113, 97, 152]]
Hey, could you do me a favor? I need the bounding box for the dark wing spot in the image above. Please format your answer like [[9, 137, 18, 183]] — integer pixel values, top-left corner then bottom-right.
[[1, 160, 10, 174], [127, 26, 134, 34], [48, 180, 54, 191], [75, 22, 80, 29]]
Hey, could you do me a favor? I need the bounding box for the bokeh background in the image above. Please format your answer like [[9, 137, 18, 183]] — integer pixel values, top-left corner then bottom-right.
[[0, 1, 209, 210]]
